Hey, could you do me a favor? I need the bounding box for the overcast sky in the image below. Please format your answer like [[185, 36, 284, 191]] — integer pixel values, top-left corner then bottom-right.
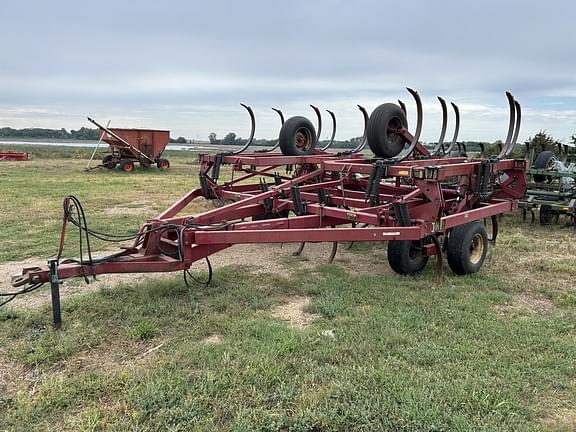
[[1, 0, 575, 143]]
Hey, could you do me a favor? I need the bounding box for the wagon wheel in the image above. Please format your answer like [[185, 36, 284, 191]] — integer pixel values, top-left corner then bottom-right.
[[119, 159, 135, 173], [102, 155, 117, 169], [157, 158, 170, 170]]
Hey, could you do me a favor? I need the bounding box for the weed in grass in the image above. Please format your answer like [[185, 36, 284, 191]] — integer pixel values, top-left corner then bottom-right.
[[129, 319, 160, 341]]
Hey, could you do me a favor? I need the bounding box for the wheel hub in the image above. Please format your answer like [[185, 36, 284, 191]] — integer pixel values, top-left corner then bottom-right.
[[469, 233, 485, 264], [295, 128, 311, 151]]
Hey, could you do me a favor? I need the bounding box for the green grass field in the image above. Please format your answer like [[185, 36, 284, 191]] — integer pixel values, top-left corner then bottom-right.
[[0, 147, 575, 431]]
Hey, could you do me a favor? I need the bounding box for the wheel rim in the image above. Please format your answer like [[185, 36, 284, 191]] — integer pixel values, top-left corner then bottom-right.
[[160, 161, 168, 169], [545, 157, 557, 170], [294, 127, 312, 152], [469, 233, 485, 264], [409, 240, 427, 266], [409, 241, 422, 259], [124, 163, 133, 172], [386, 117, 403, 142]]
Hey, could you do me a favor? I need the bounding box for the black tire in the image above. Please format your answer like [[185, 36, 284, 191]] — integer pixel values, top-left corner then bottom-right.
[[532, 150, 557, 183], [387, 238, 429, 275], [539, 205, 558, 225], [367, 103, 408, 158], [278, 116, 317, 156], [102, 155, 117, 169], [157, 158, 170, 169], [119, 159, 135, 173], [447, 222, 488, 275]]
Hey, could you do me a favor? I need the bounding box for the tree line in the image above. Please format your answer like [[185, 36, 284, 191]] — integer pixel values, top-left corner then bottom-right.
[[0, 127, 190, 144], [0, 127, 101, 140], [208, 131, 364, 149]]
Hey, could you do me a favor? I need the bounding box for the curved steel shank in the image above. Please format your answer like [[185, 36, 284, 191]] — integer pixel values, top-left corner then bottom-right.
[[320, 110, 337, 151], [393, 87, 423, 162], [351, 105, 369, 153], [310, 105, 322, 146], [230, 103, 256, 155], [258, 108, 284, 153], [431, 96, 448, 156], [443, 102, 460, 156], [398, 99, 407, 115]]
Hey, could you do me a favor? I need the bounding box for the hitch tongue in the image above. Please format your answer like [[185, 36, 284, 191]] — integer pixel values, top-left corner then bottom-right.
[[11, 267, 42, 287]]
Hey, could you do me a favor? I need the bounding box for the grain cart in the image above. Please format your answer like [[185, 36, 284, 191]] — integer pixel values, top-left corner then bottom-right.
[[9, 89, 527, 328], [88, 117, 171, 172]]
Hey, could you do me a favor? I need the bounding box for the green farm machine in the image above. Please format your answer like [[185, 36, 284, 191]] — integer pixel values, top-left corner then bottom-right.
[[521, 142, 576, 225]]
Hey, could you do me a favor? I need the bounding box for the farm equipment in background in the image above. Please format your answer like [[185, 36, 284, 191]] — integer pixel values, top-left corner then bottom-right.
[[0, 151, 29, 161], [87, 117, 171, 172], [520, 143, 576, 225], [9, 88, 527, 328]]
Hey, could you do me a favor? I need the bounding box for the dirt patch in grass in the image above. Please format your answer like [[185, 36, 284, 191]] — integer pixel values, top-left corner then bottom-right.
[[495, 293, 556, 315], [51, 340, 166, 378], [539, 390, 576, 431], [0, 356, 28, 398], [269, 296, 318, 328], [103, 203, 155, 216], [542, 409, 576, 430], [202, 334, 223, 345]]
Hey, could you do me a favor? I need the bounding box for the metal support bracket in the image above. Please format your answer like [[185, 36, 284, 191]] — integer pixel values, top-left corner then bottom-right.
[[392, 202, 411, 227], [212, 153, 223, 180], [317, 188, 328, 205], [291, 185, 305, 216], [49, 259, 62, 330], [259, 179, 273, 213], [476, 160, 493, 200], [199, 173, 214, 199], [366, 161, 386, 206]]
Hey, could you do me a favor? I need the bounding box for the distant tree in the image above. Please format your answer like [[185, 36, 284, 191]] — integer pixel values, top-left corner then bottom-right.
[[222, 132, 237, 145], [482, 132, 561, 159], [70, 127, 100, 140], [208, 132, 218, 144], [527, 131, 561, 153], [482, 140, 504, 156], [170, 136, 187, 144]]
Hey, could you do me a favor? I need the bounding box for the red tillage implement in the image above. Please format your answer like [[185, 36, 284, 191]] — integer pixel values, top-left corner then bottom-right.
[[0, 151, 28, 161], [10, 89, 526, 327], [88, 117, 171, 172]]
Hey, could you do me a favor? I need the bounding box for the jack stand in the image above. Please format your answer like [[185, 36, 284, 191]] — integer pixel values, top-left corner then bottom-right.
[[49, 259, 62, 330]]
